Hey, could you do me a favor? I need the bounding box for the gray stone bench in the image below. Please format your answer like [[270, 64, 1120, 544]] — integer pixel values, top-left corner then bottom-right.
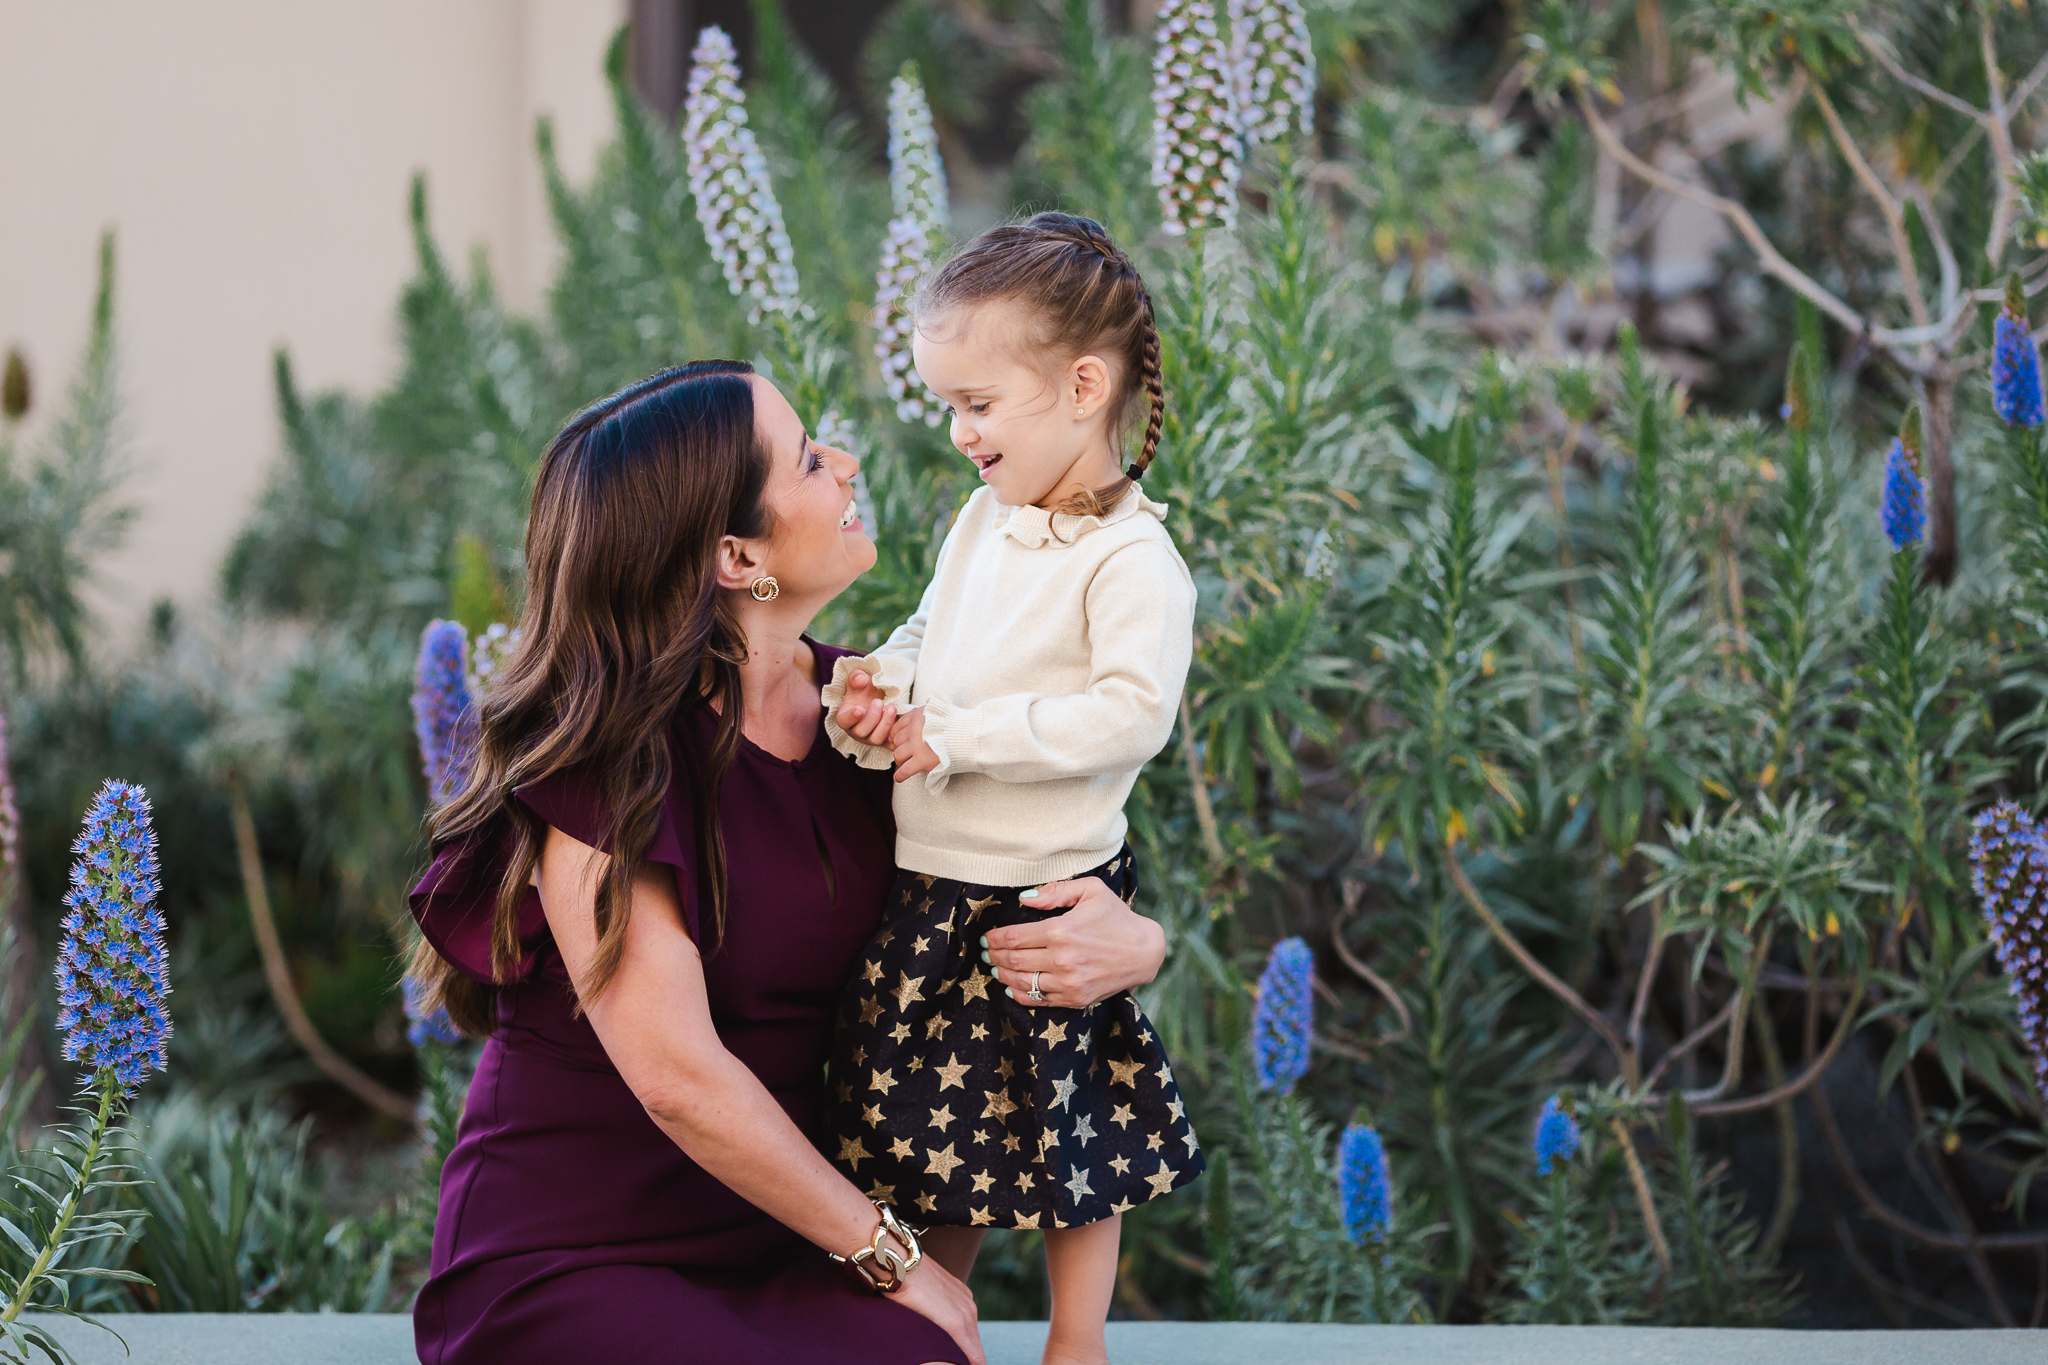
[[18, 1315, 2045, 1363]]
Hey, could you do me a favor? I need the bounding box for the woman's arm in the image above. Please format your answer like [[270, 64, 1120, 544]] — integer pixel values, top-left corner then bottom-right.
[[980, 876, 1168, 1010], [536, 825, 983, 1364]]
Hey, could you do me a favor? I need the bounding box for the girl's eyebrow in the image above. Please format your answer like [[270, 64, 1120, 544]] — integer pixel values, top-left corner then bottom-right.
[[795, 427, 811, 467]]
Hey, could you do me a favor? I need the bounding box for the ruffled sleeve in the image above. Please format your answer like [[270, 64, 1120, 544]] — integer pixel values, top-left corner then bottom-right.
[[409, 830, 548, 985], [820, 652, 903, 770], [407, 748, 703, 984]]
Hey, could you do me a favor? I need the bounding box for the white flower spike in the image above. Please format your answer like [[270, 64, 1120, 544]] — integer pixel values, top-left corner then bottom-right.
[[1151, 0, 1244, 237], [683, 26, 801, 321], [876, 65, 951, 426], [1229, 0, 1316, 150]]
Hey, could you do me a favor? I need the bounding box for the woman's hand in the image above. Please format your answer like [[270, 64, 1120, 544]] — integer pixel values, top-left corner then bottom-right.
[[983, 876, 1167, 1008], [891, 1254, 984, 1365], [835, 671, 898, 746]]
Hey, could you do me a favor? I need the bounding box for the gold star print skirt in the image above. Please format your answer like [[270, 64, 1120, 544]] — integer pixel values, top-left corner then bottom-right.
[[820, 846, 1204, 1231]]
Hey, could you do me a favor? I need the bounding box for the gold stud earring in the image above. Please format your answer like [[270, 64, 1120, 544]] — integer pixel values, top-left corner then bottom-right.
[[750, 576, 780, 602]]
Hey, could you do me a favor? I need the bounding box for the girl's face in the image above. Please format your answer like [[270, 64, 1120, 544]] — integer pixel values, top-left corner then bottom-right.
[[734, 375, 874, 603], [911, 302, 1120, 508]]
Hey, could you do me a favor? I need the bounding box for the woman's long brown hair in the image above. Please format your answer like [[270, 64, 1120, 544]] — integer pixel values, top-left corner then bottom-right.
[[407, 361, 770, 1036]]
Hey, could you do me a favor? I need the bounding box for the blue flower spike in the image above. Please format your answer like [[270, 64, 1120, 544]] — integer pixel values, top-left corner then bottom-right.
[[1251, 937, 1315, 1093], [403, 976, 465, 1049], [414, 620, 476, 805], [53, 780, 171, 1094], [1338, 1123, 1392, 1244], [1881, 407, 1926, 553], [1533, 1094, 1581, 1175], [1994, 272, 2044, 429], [1968, 801, 2048, 1108]]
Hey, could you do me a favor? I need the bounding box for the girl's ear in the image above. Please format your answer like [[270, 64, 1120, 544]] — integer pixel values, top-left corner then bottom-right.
[[1069, 354, 1113, 416], [715, 534, 764, 593]]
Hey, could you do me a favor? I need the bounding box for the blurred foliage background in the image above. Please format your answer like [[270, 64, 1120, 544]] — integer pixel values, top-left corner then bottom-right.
[[4, 0, 2048, 1327]]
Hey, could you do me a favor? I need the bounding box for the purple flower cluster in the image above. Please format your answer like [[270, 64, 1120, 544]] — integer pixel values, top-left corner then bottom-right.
[[1251, 936, 1314, 1092], [413, 620, 476, 805], [53, 781, 171, 1092], [1968, 801, 2048, 1107], [1337, 1122, 1391, 1243], [403, 976, 465, 1049], [1534, 1094, 1580, 1175], [1993, 274, 2044, 430], [1881, 437, 1925, 553]]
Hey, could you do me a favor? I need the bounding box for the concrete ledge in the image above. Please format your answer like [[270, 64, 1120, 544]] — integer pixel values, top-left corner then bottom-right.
[[18, 1315, 2045, 1363]]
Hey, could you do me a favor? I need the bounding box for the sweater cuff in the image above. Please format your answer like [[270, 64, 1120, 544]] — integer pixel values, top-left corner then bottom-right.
[[821, 654, 899, 770], [917, 696, 978, 793]]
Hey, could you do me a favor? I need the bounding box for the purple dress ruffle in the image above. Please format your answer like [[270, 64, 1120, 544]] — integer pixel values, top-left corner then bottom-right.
[[407, 643, 969, 1365]]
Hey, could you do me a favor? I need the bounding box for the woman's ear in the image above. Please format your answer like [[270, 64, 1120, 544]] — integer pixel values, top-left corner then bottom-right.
[[715, 534, 764, 594], [1070, 354, 1113, 417]]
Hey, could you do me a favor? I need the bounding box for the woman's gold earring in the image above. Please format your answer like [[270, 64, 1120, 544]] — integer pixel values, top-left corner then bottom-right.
[[750, 576, 780, 602]]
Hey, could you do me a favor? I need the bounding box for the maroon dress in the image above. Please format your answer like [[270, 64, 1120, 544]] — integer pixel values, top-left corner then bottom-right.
[[407, 644, 969, 1365]]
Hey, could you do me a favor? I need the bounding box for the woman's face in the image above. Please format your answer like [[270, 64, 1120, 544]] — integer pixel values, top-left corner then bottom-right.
[[740, 375, 874, 602]]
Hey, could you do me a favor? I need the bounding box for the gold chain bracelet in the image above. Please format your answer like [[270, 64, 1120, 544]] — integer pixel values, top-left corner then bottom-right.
[[828, 1199, 924, 1293]]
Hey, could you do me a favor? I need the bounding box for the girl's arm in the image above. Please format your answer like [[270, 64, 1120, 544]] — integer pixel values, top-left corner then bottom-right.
[[536, 824, 983, 1364], [822, 540, 956, 765], [908, 541, 1194, 789]]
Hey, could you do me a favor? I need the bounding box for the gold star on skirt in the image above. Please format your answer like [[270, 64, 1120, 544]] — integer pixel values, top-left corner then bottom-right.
[[819, 845, 1204, 1228]]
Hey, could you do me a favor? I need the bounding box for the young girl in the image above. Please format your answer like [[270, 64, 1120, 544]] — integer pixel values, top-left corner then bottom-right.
[[819, 212, 1201, 1365]]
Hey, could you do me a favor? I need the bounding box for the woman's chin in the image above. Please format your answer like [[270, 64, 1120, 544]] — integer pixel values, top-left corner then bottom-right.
[[842, 536, 879, 579]]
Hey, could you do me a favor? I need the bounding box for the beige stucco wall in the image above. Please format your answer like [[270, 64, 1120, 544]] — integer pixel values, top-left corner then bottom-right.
[[0, 0, 626, 630]]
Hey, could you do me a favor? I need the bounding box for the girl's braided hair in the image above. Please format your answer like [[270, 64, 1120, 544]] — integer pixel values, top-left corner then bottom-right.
[[916, 211, 1164, 516]]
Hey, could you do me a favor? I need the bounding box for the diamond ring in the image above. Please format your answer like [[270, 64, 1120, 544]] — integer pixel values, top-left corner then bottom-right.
[[1028, 971, 1046, 1002]]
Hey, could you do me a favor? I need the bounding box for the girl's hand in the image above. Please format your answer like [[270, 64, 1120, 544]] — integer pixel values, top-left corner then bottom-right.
[[890, 1255, 985, 1365], [835, 671, 897, 746], [889, 707, 943, 784], [984, 877, 1167, 1008]]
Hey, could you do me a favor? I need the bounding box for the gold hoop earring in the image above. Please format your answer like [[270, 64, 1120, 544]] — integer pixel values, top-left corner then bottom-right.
[[749, 576, 780, 602]]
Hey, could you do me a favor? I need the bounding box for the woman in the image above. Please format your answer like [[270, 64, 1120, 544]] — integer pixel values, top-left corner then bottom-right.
[[405, 361, 1169, 1365]]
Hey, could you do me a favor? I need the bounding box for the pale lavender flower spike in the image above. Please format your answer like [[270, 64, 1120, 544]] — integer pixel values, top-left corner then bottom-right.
[[1229, 0, 1316, 150], [876, 64, 950, 427], [683, 26, 801, 321], [0, 709, 19, 912], [1968, 801, 2048, 1107], [1152, 0, 1244, 236]]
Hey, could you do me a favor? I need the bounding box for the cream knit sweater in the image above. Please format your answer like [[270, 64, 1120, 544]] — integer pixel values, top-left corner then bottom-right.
[[822, 484, 1195, 886]]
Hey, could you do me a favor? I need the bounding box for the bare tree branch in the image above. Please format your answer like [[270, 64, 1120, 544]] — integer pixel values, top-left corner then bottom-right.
[[1804, 68, 1930, 328], [1692, 983, 1863, 1117], [1982, 8, 2021, 268], [1611, 1117, 1671, 1306], [1811, 1077, 2048, 1251], [1858, 29, 1986, 120], [1333, 889, 1415, 1046], [1573, 84, 1870, 338], [230, 786, 415, 1123], [1642, 989, 1741, 1091], [1443, 838, 1631, 1074]]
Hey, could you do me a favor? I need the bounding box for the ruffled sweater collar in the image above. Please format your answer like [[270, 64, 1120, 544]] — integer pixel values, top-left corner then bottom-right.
[[989, 484, 1169, 549]]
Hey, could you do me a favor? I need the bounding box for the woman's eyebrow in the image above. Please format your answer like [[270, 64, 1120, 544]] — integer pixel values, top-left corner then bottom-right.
[[795, 427, 811, 467]]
